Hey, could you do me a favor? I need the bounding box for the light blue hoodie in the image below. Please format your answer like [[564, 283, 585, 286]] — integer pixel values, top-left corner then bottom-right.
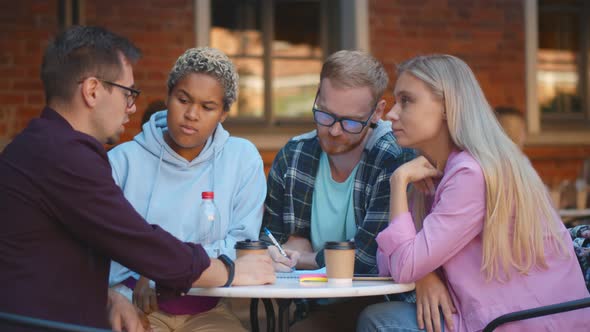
[[108, 110, 266, 286]]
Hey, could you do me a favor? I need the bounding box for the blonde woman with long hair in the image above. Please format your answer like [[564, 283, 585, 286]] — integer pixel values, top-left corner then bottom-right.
[[357, 54, 589, 332]]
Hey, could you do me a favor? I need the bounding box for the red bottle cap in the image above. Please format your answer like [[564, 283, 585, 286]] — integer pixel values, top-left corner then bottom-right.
[[202, 191, 214, 199]]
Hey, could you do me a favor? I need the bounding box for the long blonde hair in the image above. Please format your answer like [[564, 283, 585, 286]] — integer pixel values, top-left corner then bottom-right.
[[398, 55, 567, 281]]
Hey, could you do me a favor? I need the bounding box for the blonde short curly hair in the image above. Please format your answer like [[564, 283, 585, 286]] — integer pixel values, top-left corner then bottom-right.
[[167, 47, 239, 111]]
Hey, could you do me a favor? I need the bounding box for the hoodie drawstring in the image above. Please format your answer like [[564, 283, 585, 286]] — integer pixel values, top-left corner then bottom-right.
[[144, 146, 164, 221]]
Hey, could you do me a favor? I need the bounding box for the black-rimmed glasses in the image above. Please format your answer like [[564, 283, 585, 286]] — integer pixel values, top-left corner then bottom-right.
[[312, 90, 377, 134], [99, 80, 141, 108]]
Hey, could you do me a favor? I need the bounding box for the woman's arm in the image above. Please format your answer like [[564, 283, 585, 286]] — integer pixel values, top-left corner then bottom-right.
[[379, 160, 486, 283]]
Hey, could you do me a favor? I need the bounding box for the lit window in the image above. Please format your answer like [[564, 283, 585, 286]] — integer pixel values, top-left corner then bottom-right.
[[537, 0, 589, 123], [211, 0, 326, 124]]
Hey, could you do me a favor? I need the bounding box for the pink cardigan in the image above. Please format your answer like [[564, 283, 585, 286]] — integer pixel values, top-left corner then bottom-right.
[[377, 150, 589, 331]]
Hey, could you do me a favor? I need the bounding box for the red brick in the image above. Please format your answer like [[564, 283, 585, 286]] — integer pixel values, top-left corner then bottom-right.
[[24, 40, 43, 54], [13, 55, 40, 66], [147, 71, 167, 81], [17, 106, 41, 119], [30, 0, 52, 13], [13, 80, 42, 91], [25, 68, 41, 77], [0, 54, 14, 65], [0, 94, 26, 104], [26, 93, 44, 105], [0, 80, 13, 90]]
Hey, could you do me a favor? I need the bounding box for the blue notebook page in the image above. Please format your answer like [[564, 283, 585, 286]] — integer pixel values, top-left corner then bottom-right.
[[276, 267, 327, 279]]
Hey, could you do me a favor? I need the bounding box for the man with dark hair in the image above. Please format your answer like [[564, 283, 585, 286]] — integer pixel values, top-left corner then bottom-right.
[[0, 26, 274, 332]]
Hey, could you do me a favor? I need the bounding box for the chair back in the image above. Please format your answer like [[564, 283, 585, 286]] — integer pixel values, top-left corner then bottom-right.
[[482, 297, 590, 332], [0, 311, 112, 332]]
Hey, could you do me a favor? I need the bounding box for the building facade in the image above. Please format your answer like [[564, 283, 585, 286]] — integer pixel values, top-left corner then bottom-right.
[[0, 0, 589, 206]]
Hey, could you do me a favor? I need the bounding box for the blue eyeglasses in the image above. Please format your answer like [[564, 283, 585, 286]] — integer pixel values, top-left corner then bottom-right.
[[312, 89, 377, 134]]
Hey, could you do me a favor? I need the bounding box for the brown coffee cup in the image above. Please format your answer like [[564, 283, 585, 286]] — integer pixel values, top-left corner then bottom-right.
[[235, 240, 269, 258], [324, 241, 356, 284]]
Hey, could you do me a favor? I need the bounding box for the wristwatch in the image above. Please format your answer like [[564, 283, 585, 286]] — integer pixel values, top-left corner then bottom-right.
[[217, 254, 235, 287]]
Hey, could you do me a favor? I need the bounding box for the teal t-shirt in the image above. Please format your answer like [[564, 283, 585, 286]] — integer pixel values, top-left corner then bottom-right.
[[311, 152, 359, 252]]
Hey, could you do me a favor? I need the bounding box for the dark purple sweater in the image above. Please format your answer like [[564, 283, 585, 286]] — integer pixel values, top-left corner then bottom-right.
[[0, 107, 211, 329]]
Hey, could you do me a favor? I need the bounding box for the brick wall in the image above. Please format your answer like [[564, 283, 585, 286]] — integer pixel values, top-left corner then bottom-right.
[[0, 0, 56, 148], [0, 0, 195, 146], [370, 0, 525, 112], [369, 0, 589, 183], [1, 0, 587, 184], [85, 0, 195, 142]]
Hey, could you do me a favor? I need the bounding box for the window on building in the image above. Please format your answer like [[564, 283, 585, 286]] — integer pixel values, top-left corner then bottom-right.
[[58, 0, 84, 30], [210, 0, 340, 126], [537, 0, 589, 125]]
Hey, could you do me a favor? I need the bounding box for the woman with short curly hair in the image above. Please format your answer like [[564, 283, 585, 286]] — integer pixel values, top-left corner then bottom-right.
[[108, 47, 266, 332]]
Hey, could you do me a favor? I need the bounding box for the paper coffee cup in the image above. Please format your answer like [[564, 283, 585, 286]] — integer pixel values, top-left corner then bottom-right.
[[324, 241, 356, 285], [235, 240, 268, 258]]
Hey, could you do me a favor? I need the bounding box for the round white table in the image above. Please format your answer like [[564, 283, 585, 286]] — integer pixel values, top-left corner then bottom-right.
[[188, 278, 415, 332]]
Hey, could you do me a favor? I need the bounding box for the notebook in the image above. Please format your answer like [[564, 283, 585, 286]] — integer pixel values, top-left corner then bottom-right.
[[276, 267, 327, 279]]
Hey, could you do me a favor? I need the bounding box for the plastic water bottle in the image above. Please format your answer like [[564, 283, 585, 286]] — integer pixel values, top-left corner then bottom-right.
[[199, 191, 221, 256]]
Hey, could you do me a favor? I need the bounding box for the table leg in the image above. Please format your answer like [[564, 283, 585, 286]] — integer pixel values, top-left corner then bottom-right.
[[277, 299, 292, 332], [250, 298, 260, 332], [249, 299, 276, 332], [263, 299, 276, 332]]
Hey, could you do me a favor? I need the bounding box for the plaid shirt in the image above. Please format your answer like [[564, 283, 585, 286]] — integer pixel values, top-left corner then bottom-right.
[[261, 122, 416, 274], [570, 225, 590, 291]]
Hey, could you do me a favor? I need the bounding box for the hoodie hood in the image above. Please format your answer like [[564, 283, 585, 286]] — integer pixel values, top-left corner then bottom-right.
[[136, 110, 229, 168]]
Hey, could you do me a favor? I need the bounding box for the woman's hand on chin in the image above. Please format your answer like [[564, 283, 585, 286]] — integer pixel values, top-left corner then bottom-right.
[[391, 156, 442, 194]]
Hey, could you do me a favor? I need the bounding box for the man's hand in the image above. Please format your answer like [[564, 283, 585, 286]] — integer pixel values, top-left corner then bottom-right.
[[268, 246, 300, 272], [232, 254, 276, 286], [415, 272, 456, 332], [107, 289, 150, 332], [282, 236, 319, 270], [132, 276, 158, 314]]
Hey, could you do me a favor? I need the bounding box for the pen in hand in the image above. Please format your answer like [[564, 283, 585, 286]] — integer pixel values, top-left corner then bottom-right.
[[263, 227, 288, 258]]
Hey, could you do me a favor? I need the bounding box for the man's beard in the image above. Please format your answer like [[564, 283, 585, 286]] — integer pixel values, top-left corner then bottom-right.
[[318, 128, 369, 156]]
